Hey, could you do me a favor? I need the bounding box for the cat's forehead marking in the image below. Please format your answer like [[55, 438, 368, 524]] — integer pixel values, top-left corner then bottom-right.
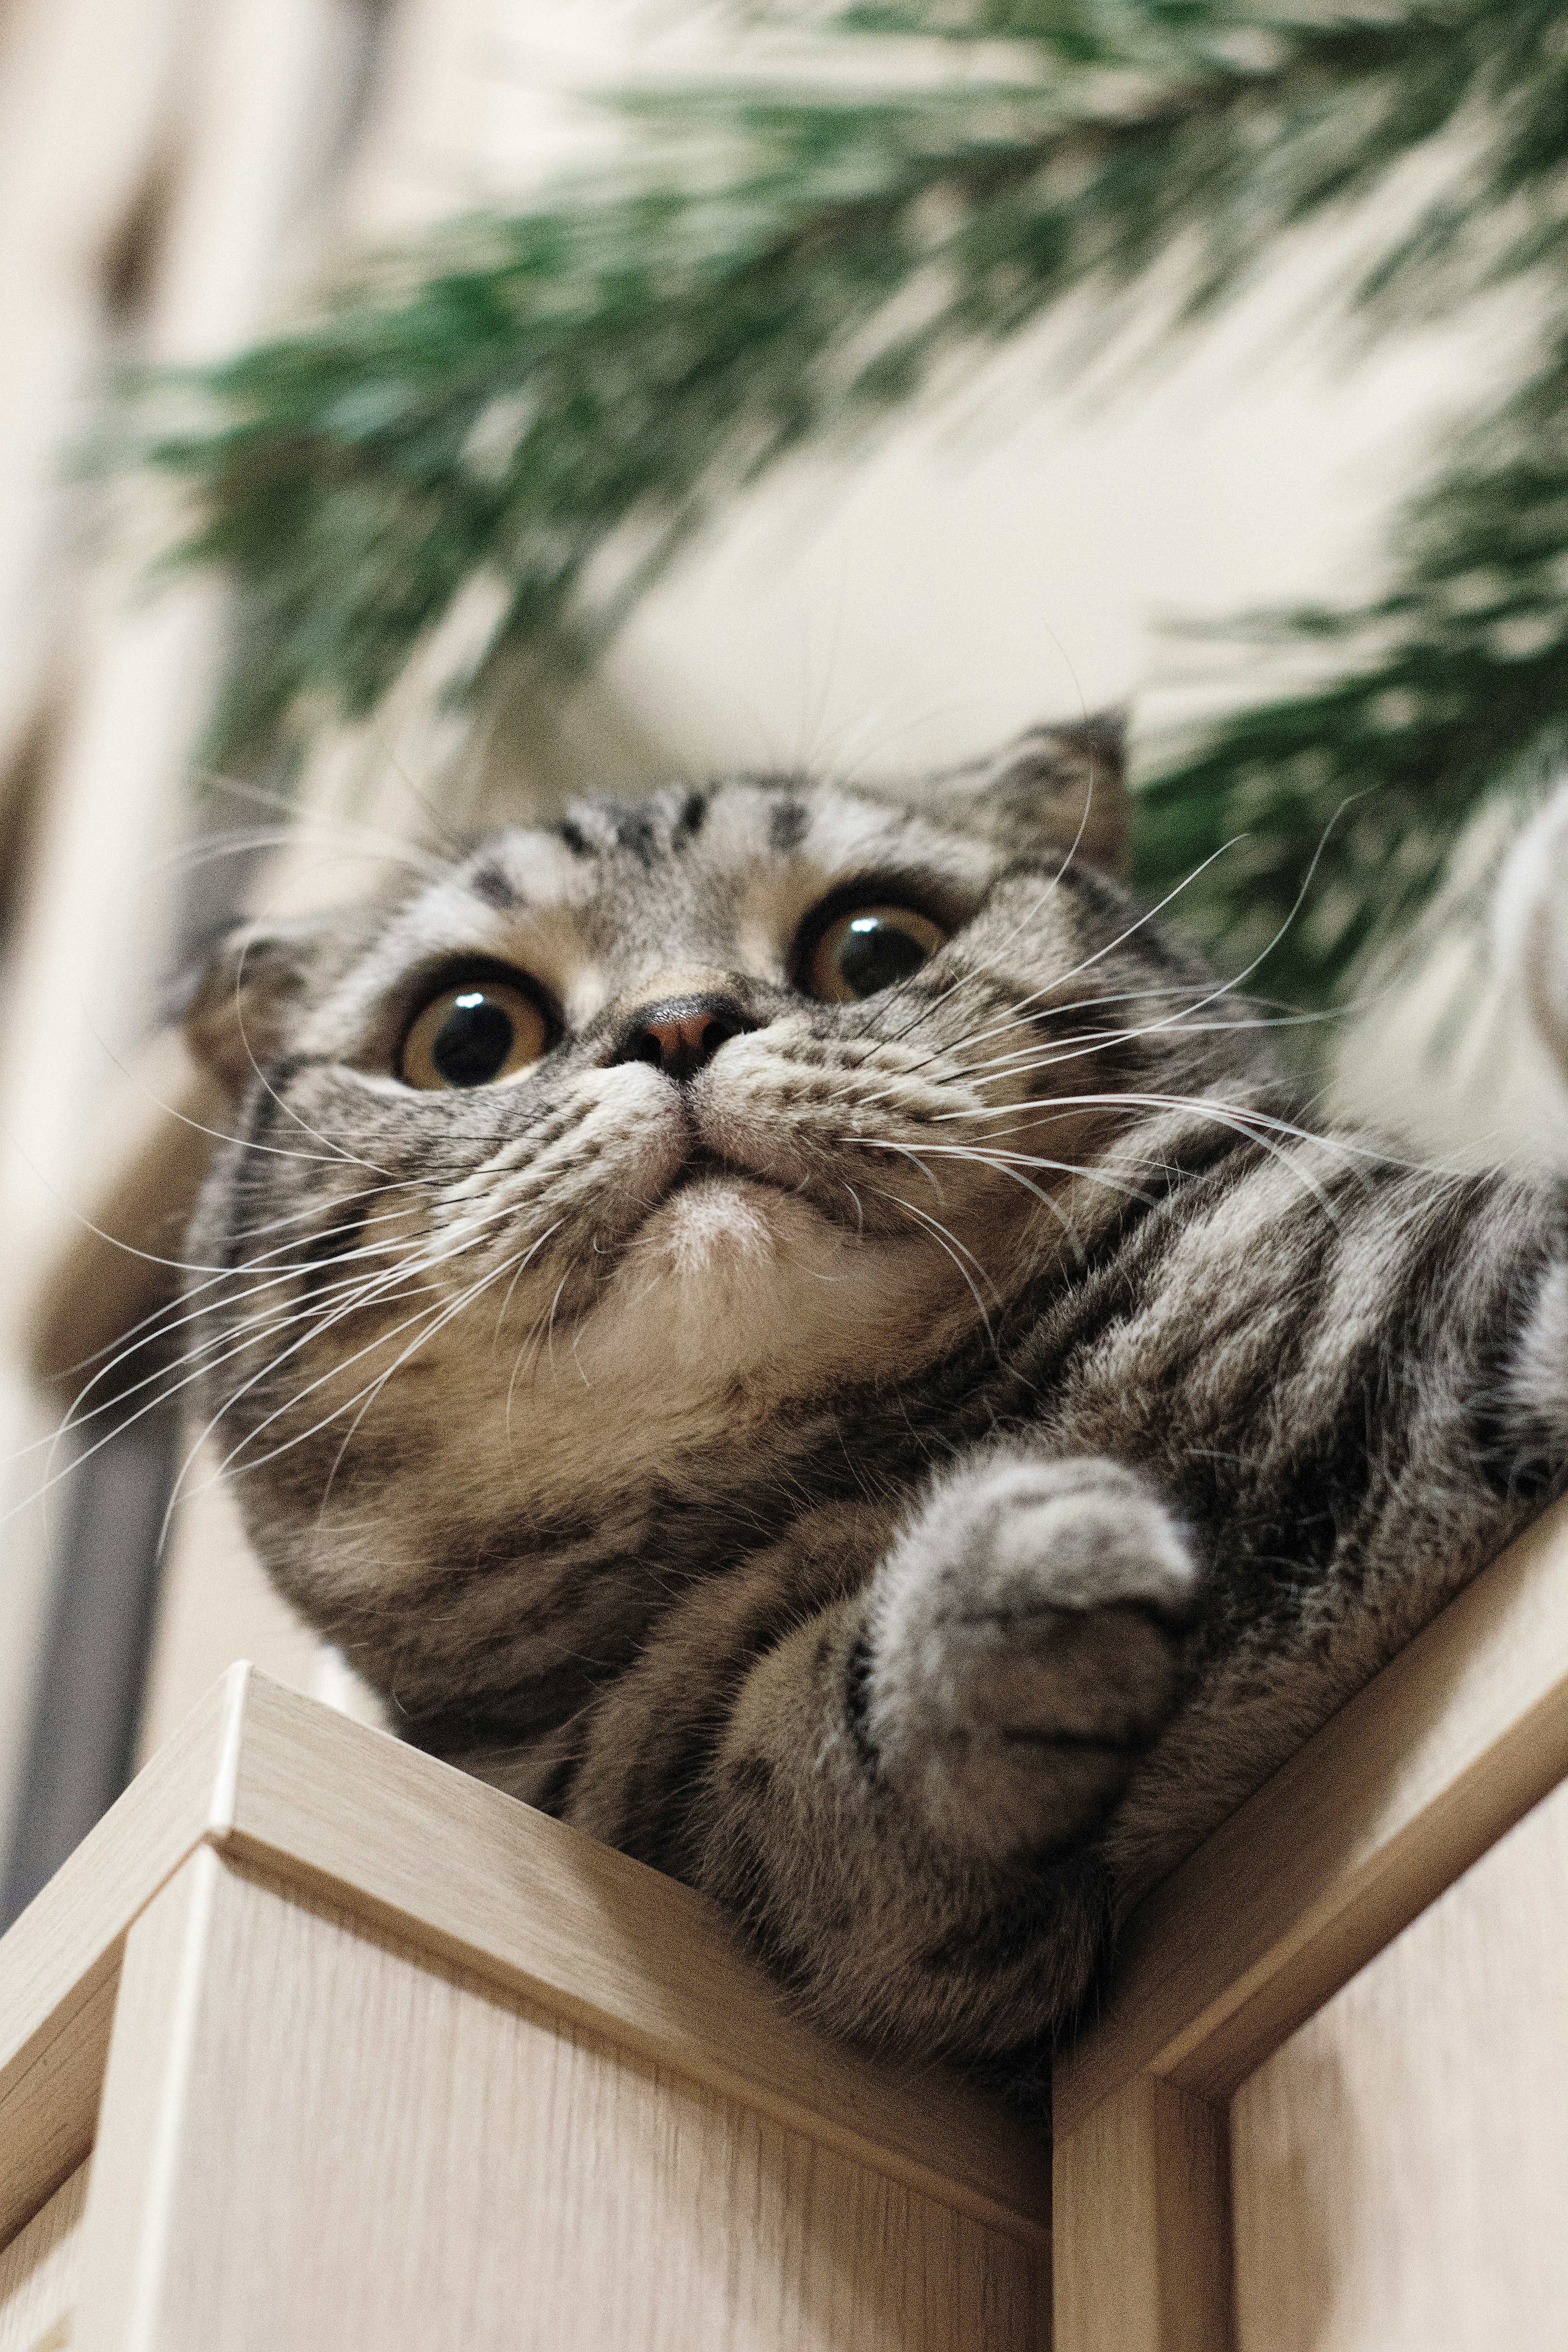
[[460, 829, 603, 913], [732, 784, 996, 902], [333, 778, 1006, 1041], [319, 837, 594, 1037]]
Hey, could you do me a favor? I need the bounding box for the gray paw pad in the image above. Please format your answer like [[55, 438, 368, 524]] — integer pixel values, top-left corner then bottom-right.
[[863, 1456, 1199, 1863]]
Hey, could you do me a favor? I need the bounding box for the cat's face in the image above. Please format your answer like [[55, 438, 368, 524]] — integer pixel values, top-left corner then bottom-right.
[[181, 725, 1236, 1707]]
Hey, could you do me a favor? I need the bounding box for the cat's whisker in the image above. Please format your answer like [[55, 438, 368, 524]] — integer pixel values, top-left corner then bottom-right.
[[543, 1271, 574, 1383], [209, 1178, 425, 1254], [148, 1193, 541, 1508], [831, 970, 1255, 1120], [918, 839, 1250, 1071], [494, 1220, 567, 1341], [183, 1251, 489, 1513], [225, 994, 391, 1176], [47, 1221, 429, 1454], [959, 1090, 1359, 1227], [322, 1229, 566, 1518], [501, 1227, 571, 1439], [71, 989, 389, 1176], [64, 1221, 450, 1443], [179, 1280, 445, 1520], [859, 1137, 951, 1204], [858, 836, 1260, 1094], [906, 972, 1223, 1087], [185, 764, 459, 869], [5, 1257, 420, 1530], [24, 1197, 437, 1501], [948, 975, 1342, 1072], [943, 957, 1343, 1089], [870, 1188, 999, 1352], [963, 811, 1348, 1084], [159, 821, 444, 891], [860, 777, 1114, 1047], [861, 1136, 1149, 1211], [949, 1006, 1309, 1093]]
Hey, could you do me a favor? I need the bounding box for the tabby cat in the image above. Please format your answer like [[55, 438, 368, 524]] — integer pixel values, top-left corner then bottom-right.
[[179, 719, 1568, 2098]]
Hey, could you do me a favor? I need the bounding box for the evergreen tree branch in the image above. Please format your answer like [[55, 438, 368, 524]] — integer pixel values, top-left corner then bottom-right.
[[139, 0, 1568, 785], [1138, 328, 1568, 1005]]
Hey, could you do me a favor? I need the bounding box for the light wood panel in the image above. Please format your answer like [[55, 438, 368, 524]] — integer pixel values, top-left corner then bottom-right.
[[74, 1850, 1044, 2352], [1052, 2076, 1229, 2352], [218, 1672, 1050, 2241], [0, 1664, 1048, 2257], [1056, 1488, 1568, 2136], [0, 1674, 236, 2245], [1231, 1767, 1568, 2352], [0, 2163, 87, 2352]]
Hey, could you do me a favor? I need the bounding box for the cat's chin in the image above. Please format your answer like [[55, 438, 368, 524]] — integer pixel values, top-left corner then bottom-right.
[[551, 1170, 875, 1410], [634, 1170, 814, 1282]]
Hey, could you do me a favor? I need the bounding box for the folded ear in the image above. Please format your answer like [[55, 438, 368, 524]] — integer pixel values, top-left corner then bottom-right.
[[176, 915, 330, 1100], [923, 714, 1130, 874]]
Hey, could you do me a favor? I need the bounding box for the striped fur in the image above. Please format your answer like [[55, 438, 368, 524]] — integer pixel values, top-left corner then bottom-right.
[[177, 723, 1568, 2100]]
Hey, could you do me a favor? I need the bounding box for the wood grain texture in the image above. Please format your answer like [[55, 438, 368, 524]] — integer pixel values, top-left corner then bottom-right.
[[1053, 2075, 1230, 2352], [72, 1848, 223, 2352], [74, 1850, 1046, 2352], [0, 1671, 240, 2244], [217, 1671, 1051, 2241], [0, 1665, 1046, 2255], [1056, 1489, 1568, 2134], [1231, 1770, 1568, 2352], [0, 2163, 87, 2352]]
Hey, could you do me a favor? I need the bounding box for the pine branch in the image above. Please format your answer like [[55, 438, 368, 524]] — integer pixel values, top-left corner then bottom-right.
[[1138, 330, 1568, 1005], [139, 0, 1568, 777]]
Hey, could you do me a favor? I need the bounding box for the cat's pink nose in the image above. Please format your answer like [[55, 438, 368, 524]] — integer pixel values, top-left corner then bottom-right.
[[614, 994, 757, 1082]]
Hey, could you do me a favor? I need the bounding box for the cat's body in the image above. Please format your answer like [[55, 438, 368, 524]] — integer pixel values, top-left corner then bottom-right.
[[180, 723, 1568, 2098]]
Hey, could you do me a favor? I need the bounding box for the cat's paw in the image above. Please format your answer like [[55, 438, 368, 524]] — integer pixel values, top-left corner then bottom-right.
[[858, 1454, 1199, 1864]]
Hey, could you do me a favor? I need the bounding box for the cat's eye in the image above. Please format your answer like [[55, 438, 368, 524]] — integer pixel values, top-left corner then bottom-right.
[[803, 904, 949, 1003], [399, 978, 550, 1090]]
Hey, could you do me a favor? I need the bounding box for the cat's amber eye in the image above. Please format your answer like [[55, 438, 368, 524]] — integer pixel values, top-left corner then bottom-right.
[[399, 979, 550, 1090], [803, 905, 949, 1003]]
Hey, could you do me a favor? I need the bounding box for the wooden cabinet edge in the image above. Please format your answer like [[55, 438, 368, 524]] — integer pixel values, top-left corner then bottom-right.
[[14, 1485, 1568, 2266], [0, 1671, 246, 2246], [1052, 2072, 1233, 2352], [0, 1968, 117, 2250], [213, 1675, 1051, 2244]]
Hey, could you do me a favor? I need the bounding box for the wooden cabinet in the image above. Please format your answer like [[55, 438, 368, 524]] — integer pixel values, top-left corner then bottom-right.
[[1053, 1490, 1568, 2352], [4, 1492, 1567, 2350], [1231, 1774, 1568, 2352], [0, 1670, 1048, 2352]]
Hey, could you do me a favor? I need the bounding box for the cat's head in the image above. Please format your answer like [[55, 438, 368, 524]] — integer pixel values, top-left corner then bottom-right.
[[181, 718, 1253, 1711]]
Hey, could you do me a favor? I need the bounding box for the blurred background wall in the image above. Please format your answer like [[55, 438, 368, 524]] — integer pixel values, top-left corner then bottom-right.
[[0, 0, 1502, 1919]]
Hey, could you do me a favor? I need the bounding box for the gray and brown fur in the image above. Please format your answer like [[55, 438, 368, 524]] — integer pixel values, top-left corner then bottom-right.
[[172, 721, 1568, 2101]]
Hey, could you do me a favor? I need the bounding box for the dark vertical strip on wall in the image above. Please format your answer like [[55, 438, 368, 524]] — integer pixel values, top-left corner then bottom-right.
[[0, 1405, 180, 1927]]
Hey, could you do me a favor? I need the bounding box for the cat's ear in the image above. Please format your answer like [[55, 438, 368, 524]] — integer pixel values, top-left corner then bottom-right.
[[925, 714, 1130, 875], [176, 915, 328, 1100]]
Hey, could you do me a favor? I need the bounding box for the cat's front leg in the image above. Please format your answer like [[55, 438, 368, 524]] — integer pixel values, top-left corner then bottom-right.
[[696, 1450, 1201, 2070]]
